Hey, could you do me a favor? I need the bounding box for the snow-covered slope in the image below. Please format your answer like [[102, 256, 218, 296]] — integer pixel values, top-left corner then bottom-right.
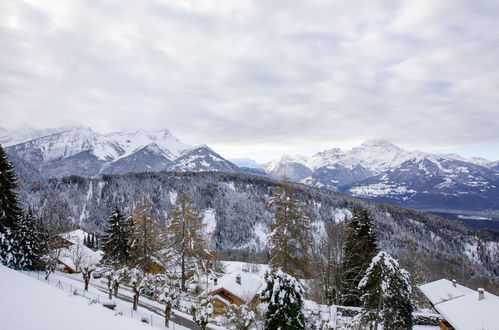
[[0, 264, 147, 330]]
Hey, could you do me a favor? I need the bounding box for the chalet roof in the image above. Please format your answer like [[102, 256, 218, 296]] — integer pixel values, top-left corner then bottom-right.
[[419, 279, 499, 330], [206, 271, 263, 303], [434, 290, 499, 330], [418, 279, 474, 305], [57, 230, 102, 267]]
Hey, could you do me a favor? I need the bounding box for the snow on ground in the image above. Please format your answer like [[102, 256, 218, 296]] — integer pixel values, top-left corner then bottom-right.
[[0, 264, 148, 330]]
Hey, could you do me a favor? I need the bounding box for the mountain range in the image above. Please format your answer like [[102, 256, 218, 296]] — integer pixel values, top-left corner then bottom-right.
[[263, 140, 499, 212], [3, 127, 251, 179], [3, 127, 499, 217]]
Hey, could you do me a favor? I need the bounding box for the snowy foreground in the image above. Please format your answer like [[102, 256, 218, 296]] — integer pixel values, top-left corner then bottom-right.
[[0, 263, 439, 330], [0, 265, 150, 330]]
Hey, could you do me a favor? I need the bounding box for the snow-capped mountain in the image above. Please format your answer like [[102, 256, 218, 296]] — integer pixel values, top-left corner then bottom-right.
[[264, 140, 499, 211], [263, 154, 313, 181], [170, 145, 241, 173], [5, 127, 243, 178]]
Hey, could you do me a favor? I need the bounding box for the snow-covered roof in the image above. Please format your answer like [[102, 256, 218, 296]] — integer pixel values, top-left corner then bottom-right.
[[419, 279, 499, 330], [60, 229, 88, 245], [418, 279, 474, 305], [434, 290, 499, 330], [207, 271, 264, 303], [57, 230, 102, 268]]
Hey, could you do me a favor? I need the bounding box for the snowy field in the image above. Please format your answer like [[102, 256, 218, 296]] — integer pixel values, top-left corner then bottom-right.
[[0, 264, 149, 330], [0, 265, 208, 330]]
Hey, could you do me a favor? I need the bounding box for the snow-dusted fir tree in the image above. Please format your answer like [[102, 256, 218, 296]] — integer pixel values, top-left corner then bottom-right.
[[9, 210, 47, 270], [358, 251, 413, 330], [261, 269, 306, 330], [267, 180, 311, 278], [340, 208, 379, 307], [102, 206, 131, 266], [192, 294, 213, 330], [165, 192, 211, 291], [0, 144, 23, 267], [129, 196, 162, 272]]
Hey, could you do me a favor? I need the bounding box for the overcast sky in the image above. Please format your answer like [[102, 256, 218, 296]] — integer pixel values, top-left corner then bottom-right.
[[1, 0, 499, 162]]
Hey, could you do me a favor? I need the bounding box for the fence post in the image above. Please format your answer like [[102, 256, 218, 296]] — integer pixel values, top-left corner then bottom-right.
[[151, 314, 153, 326], [131, 307, 133, 319]]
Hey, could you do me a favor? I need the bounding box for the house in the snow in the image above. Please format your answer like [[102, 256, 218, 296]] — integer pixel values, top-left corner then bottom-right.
[[205, 271, 264, 315], [53, 230, 102, 273], [418, 278, 499, 330]]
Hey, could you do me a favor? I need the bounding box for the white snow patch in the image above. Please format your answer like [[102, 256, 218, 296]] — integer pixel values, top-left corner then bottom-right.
[[202, 208, 217, 234], [0, 265, 148, 330], [331, 208, 352, 223]]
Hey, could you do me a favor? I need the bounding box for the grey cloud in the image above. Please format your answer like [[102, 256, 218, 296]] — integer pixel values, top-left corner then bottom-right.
[[1, 0, 499, 160]]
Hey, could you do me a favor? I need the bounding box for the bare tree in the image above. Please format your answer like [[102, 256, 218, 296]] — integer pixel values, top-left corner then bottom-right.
[[81, 263, 96, 291]]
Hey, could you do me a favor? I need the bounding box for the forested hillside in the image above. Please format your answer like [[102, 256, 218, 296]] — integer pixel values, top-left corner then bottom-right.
[[19, 171, 498, 284]]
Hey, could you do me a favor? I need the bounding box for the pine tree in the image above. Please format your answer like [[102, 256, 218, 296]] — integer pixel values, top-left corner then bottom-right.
[[165, 193, 211, 291], [9, 210, 47, 270], [267, 180, 311, 278], [340, 208, 379, 306], [261, 269, 306, 330], [0, 144, 23, 266], [129, 196, 162, 272], [102, 206, 131, 266], [358, 251, 414, 330]]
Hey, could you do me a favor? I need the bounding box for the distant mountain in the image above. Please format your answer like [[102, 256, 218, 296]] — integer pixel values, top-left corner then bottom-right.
[[228, 158, 262, 169], [6, 127, 245, 179], [264, 140, 499, 212], [170, 146, 240, 173]]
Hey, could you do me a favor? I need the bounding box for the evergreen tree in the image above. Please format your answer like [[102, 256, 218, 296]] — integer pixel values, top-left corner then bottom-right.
[[102, 206, 131, 266], [165, 192, 211, 291], [129, 196, 162, 272], [0, 144, 23, 266], [358, 251, 413, 330], [261, 269, 306, 330], [9, 210, 47, 270], [340, 208, 379, 306], [267, 180, 311, 278]]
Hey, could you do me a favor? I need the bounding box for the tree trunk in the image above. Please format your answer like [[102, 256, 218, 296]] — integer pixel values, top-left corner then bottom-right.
[[113, 281, 119, 297], [133, 293, 139, 310], [164, 304, 171, 327], [108, 281, 113, 300], [181, 253, 185, 292]]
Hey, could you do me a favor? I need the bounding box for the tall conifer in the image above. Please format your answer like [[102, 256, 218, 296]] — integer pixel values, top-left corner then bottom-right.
[[0, 144, 23, 267], [267, 180, 311, 278], [102, 206, 131, 266], [340, 208, 379, 306], [165, 193, 210, 291]]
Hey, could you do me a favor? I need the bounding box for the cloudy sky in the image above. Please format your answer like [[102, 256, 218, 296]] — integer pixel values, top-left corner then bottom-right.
[[1, 0, 499, 162]]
